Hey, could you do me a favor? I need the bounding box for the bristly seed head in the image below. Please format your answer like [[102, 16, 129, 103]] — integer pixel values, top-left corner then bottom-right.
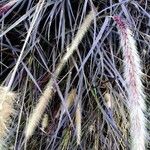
[[113, 16, 146, 150], [0, 0, 17, 16], [0, 86, 16, 140], [113, 16, 127, 30]]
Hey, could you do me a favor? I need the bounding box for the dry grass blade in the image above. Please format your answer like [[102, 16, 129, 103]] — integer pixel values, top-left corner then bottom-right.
[[7, 0, 45, 90]]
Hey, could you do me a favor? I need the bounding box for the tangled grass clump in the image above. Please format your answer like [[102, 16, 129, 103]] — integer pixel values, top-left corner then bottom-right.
[[0, 0, 149, 149]]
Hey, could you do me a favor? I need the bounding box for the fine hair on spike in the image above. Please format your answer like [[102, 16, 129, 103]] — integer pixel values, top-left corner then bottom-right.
[[61, 88, 77, 115], [0, 0, 18, 16], [75, 101, 82, 146], [0, 86, 16, 147], [25, 9, 96, 140], [113, 16, 146, 150], [41, 114, 48, 131]]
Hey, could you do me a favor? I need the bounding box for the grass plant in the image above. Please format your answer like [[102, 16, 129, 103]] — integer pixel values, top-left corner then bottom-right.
[[0, 0, 149, 149]]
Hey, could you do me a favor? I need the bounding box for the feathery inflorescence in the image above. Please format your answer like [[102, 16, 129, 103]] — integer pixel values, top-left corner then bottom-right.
[[0, 0, 18, 16], [104, 92, 112, 109], [25, 9, 96, 140], [61, 88, 77, 115], [0, 86, 16, 144], [75, 102, 82, 146], [113, 16, 146, 150], [56, 88, 77, 119], [41, 114, 48, 131]]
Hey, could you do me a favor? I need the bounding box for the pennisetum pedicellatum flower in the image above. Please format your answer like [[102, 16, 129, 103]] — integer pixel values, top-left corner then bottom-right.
[[0, 86, 16, 147], [0, 0, 18, 16], [113, 16, 146, 150]]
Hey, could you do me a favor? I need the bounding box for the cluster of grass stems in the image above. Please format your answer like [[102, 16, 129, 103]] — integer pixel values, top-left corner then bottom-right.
[[0, 0, 150, 150]]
